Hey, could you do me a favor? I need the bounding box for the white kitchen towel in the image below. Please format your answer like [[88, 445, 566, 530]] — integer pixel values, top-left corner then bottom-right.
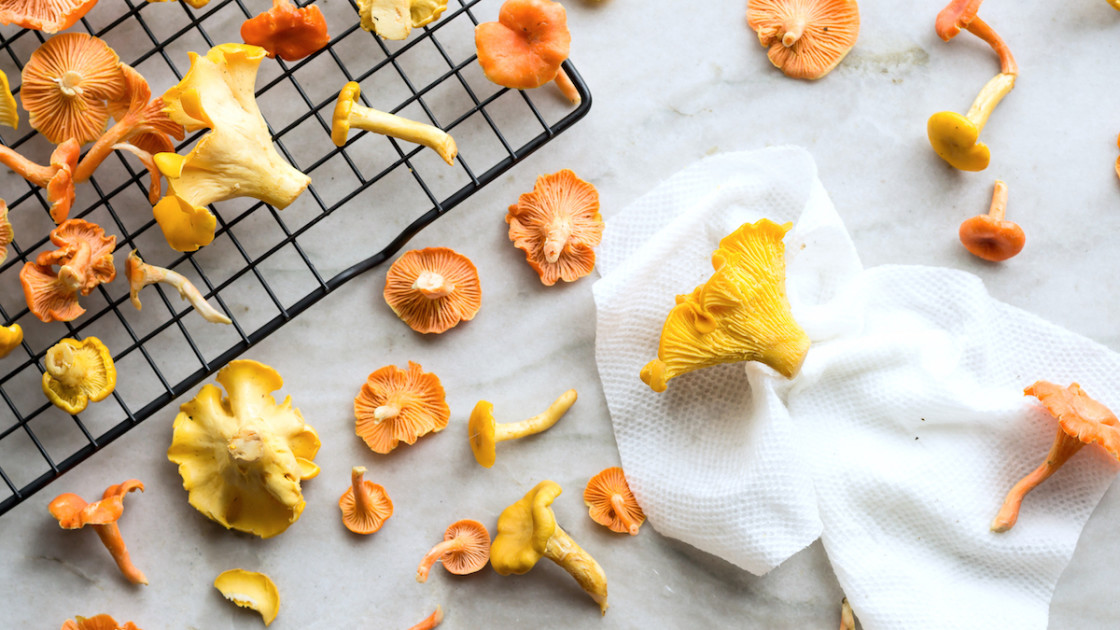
[[592, 147, 1120, 630]]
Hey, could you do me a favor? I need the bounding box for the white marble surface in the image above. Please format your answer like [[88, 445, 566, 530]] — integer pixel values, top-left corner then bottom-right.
[[3, 0, 1120, 628]]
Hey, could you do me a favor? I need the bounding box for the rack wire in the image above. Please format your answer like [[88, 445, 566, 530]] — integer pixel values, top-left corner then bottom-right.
[[0, 0, 590, 516]]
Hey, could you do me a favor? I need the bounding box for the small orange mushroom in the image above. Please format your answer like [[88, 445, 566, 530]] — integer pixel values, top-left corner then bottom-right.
[[991, 382, 1120, 532], [507, 169, 603, 286], [583, 467, 645, 536], [339, 466, 394, 534], [408, 606, 444, 630], [935, 0, 1016, 75], [21, 33, 126, 145], [354, 361, 449, 454], [20, 219, 116, 323], [0, 199, 11, 265], [475, 0, 580, 104], [415, 519, 491, 582], [240, 0, 330, 62], [48, 479, 147, 585], [746, 0, 860, 80], [959, 180, 1024, 262], [0, 138, 79, 223], [383, 247, 481, 334], [0, 0, 101, 33], [61, 614, 142, 630]]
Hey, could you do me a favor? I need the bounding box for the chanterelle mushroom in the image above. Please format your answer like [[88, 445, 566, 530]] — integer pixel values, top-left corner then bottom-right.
[[475, 0, 580, 104], [640, 218, 810, 392], [20, 219, 116, 323], [41, 337, 116, 415], [339, 466, 393, 534], [154, 44, 311, 252], [958, 179, 1024, 262], [491, 480, 608, 614], [354, 361, 449, 454], [415, 519, 491, 582], [356, 0, 447, 40], [746, 0, 861, 80], [383, 247, 481, 334], [48, 479, 146, 585], [214, 569, 280, 627], [583, 467, 645, 536], [241, 0, 330, 61], [506, 169, 603, 286], [126, 250, 231, 324], [331, 81, 457, 165], [468, 389, 576, 468], [168, 359, 321, 538]]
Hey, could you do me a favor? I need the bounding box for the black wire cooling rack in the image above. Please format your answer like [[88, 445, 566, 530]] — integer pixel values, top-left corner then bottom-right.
[[0, 0, 590, 515]]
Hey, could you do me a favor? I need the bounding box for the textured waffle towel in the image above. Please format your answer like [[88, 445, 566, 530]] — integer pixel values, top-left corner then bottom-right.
[[592, 147, 1120, 630]]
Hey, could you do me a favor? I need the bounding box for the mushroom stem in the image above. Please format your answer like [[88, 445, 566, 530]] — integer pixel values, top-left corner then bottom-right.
[[543, 218, 573, 264], [228, 429, 265, 467], [987, 179, 1008, 221], [350, 466, 372, 516], [112, 143, 162, 204], [609, 494, 640, 536], [45, 343, 86, 388], [991, 427, 1084, 532], [413, 270, 455, 299], [965, 16, 1017, 76], [964, 72, 1015, 134], [416, 538, 464, 583], [553, 68, 581, 105], [347, 105, 458, 166], [73, 113, 150, 183], [408, 606, 444, 630], [781, 17, 806, 47], [127, 251, 231, 324], [494, 389, 577, 442], [544, 524, 608, 614], [0, 144, 55, 187], [92, 520, 148, 585]]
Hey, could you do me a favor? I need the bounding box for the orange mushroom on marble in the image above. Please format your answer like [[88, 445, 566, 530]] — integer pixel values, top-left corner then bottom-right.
[[20, 219, 116, 323], [475, 0, 580, 104], [507, 169, 603, 286], [991, 381, 1120, 532], [0, 0, 101, 33], [583, 467, 645, 536], [354, 361, 449, 454], [61, 614, 142, 630], [240, 0, 330, 62], [339, 466, 393, 534], [746, 0, 860, 80], [384, 247, 481, 334], [415, 519, 491, 582], [959, 180, 1024, 262], [48, 479, 147, 585]]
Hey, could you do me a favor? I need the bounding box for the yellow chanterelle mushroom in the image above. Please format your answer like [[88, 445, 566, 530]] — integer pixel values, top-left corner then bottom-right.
[[168, 360, 321, 538], [42, 337, 116, 414]]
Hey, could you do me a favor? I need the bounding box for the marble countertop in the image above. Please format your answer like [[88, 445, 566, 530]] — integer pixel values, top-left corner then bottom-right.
[[3, 0, 1120, 627]]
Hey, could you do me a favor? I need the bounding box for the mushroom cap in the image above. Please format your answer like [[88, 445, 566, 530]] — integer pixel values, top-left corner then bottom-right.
[[0, 0, 101, 33], [435, 519, 492, 575], [0, 69, 17, 129], [475, 0, 570, 90], [746, 0, 860, 80], [240, 0, 330, 61], [61, 614, 142, 630], [357, 0, 448, 40], [41, 337, 116, 415], [339, 470, 394, 534], [958, 214, 1024, 262], [20, 218, 117, 323], [935, 0, 983, 41], [330, 81, 361, 147], [467, 400, 498, 468], [21, 33, 125, 144], [354, 361, 450, 454], [1025, 381, 1120, 460], [151, 189, 218, 253], [490, 480, 561, 575], [214, 569, 280, 627], [506, 169, 603, 286], [583, 467, 645, 535], [104, 64, 185, 158], [383, 247, 482, 334], [48, 479, 142, 529], [927, 111, 990, 171], [0, 199, 11, 265], [0, 323, 22, 359]]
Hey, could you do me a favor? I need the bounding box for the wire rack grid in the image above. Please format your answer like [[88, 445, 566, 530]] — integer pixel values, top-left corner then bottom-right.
[[0, 0, 590, 516]]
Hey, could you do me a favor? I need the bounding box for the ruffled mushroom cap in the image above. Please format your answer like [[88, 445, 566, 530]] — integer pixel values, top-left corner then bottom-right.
[[475, 0, 579, 103], [583, 467, 645, 536], [21, 33, 126, 145], [338, 466, 393, 534], [41, 337, 116, 414], [746, 0, 860, 80], [240, 0, 330, 61], [0, 199, 11, 264], [213, 569, 280, 627], [506, 169, 603, 286], [354, 361, 449, 454], [154, 44, 311, 252], [0, 0, 101, 33], [384, 247, 481, 334], [0, 323, 22, 359], [20, 218, 116, 323], [415, 519, 491, 582], [167, 360, 321, 538], [61, 614, 143, 630], [48, 479, 146, 585], [640, 218, 810, 392], [357, 0, 448, 40], [0, 69, 17, 129]]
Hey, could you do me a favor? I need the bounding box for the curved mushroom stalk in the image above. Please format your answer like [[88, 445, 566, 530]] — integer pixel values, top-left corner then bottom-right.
[[991, 427, 1083, 532], [331, 82, 457, 165], [48, 479, 147, 585], [543, 524, 609, 613], [126, 250, 231, 324], [0, 139, 79, 223], [468, 389, 577, 468], [154, 44, 311, 252], [415, 519, 490, 582]]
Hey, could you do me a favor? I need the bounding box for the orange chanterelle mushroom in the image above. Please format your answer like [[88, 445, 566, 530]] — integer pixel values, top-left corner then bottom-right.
[[61, 614, 142, 630], [991, 382, 1120, 532], [584, 467, 645, 536], [354, 361, 449, 454], [475, 0, 580, 104], [746, 0, 860, 80], [415, 519, 491, 582], [339, 466, 394, 534], [506, 169, 603, 286], [0, 0, 100, 33], [20, 219, 116, 323], [49, 479, 147, 585], [384, 247, 481, 334]]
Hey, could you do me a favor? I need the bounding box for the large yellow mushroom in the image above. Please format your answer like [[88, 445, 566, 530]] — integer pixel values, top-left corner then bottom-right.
[[154, 44, 311, 252]]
